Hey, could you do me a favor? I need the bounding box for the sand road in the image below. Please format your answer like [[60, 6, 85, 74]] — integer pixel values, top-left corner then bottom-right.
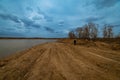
[[0, 42, 120, 80]]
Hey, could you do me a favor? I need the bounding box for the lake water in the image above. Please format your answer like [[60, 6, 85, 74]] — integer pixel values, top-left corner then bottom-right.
[[0, 39, 56, 59]]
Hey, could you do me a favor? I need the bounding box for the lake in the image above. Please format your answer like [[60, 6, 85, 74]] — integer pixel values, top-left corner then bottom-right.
[[0, 39, 56, 59]]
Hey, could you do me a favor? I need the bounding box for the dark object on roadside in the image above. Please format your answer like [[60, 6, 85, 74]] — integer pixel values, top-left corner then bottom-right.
[[74, 40, 76, 45]]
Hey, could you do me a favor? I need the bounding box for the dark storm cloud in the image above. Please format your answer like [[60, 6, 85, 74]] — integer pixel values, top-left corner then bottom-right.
[[44, 16, 53, 22], [112, 24, 120, 28], [44, 26, 55, 33], [32, 16, 42, 20], [59, 21, 64, 24], [37, 7, 44, 14], [19, 18, 41, 28], [0, 13, 21, 23], [20, 18, 41, 28], [37, 7, 53, 22], [0, 13, 41, 28], [58, 21, 65, 27], [31, 24, 41, 28], [85, 16, 103, 22], [0, 31, 24, 37], [21, 18, 34, 26], [0, 0, 120, 38], [0, 4, 7, 12], [26, 7, 33, 12], [94, 0, 120, 9], [0, 5, 6, 12]]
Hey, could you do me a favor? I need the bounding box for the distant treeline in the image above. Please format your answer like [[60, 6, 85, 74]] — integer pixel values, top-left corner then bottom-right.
[[68, 22, 120, 39], [0, 37, 67, 39]]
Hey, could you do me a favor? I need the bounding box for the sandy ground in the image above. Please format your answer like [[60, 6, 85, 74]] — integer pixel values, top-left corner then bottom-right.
[[0, 41, 120, 80]]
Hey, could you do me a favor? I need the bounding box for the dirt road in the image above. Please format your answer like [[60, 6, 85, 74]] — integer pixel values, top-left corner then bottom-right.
[[0, 42, 120, 80]]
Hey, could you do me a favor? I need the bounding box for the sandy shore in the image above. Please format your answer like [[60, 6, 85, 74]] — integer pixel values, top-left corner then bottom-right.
[[0, 41, 120, 80]]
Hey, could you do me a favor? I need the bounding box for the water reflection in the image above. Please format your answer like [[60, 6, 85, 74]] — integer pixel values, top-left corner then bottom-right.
[[0, 39, 56, 59]]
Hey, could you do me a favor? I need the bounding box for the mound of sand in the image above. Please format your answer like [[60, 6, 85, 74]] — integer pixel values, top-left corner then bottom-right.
[[0, 42, 120, 80]]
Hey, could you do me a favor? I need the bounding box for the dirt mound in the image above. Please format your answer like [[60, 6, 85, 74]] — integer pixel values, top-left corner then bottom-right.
[[0, 42, 120, 80]]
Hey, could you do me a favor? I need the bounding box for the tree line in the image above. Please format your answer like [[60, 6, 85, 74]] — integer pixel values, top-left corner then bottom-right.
[[68, 22, 117, 39]]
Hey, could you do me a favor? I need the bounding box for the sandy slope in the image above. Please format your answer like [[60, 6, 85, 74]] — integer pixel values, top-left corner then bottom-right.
[[0, 42, 120, 80]]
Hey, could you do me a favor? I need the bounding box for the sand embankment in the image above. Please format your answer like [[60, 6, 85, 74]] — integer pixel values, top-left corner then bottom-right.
[[0, 41, 120, 80]]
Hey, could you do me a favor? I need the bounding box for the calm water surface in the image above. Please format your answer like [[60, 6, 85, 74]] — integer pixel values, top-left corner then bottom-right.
[[0, 39, 56, 59]]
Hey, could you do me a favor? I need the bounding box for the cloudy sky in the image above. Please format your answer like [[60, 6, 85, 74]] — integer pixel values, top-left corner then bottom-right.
[[0, 0, 120, 38]]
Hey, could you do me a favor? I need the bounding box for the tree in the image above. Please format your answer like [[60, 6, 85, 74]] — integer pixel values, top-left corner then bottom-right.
[[68, 22, 115, 39], [88, 22, 98, 39], [103, 24, 114, 38], [76, 27, 83, 38], [116, 32, 120, 38], [73, 22, 98, 40], [108, 26, 113, 38], [103, 25, 107, 38], [83, 24, 90, 39], [68, 30, 76, 38]]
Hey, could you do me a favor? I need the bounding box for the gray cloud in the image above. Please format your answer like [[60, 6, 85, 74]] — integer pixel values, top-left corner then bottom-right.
[[31, 24, 41, 28], [0, 13, 21, 23], [58, 21, 65, 27], [44, 16, 53, 22], [0, 5, 7, 12], [0, 31, 24, 37], [112, 24, 120, 28], [0, 0, 120, 38], [85, 16, 103, 22], [93, 0, 120, 9], [37, 7, 53, 22], [32, 16, 42, 20], [26, 7, 33, 12], [20, 18, 41, 28], [0, 13, 41, 28], [44, 26, 55, 33]]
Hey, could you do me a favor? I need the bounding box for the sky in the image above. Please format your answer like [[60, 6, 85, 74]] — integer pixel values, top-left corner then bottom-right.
[[0, 0, 120, 38]]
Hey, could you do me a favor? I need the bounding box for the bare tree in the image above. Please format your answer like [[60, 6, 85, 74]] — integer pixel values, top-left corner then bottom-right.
[[67, 22, 117, 39], [76, 27, 83, 38], [116, 32, 120, 38], [103, 24, 114, 38], [108, 26, 113, 38], [68, 30, 76, 38], [73, 22, 98, 40], [103, 25, 108, 38], [84, 25, 90, 39], [88, 22, 98, 39]]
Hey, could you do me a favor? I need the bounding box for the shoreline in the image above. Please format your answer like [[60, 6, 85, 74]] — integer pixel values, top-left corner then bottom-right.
[[0, 39, 57, 59]]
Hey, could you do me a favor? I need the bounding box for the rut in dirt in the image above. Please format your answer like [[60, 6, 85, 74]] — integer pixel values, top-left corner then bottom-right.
[[0, 42, 120, 80]]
